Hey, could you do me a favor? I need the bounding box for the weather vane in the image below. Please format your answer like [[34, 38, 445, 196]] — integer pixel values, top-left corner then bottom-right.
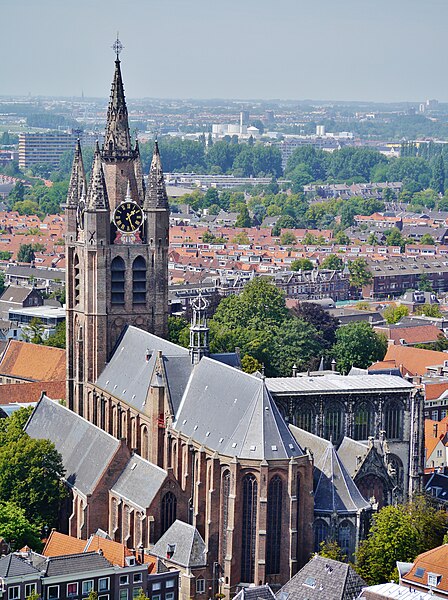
[[112, 33, 123, 60]]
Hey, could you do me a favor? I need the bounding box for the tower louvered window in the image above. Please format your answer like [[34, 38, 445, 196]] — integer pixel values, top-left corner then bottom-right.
[[241, 474, 258, 583], [74, 255, 80, 305], [266, 475, 282, 575], [111, 257, 125, 304], [132, 256, 146, 304], [161, 492, 177, 534]]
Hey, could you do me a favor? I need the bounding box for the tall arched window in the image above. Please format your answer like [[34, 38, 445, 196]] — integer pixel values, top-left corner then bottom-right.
[[296, 402, 315, 433], [338, 520, 354, 558], [161, 492, 177, 534], [384, 400, 403, 439], [241, 474, 258, 583], [314, 519, 329, 552], [324, 401, 345, 442], [111, 257, 125, 305], [141, 426, 149, 461], [74, 255, 80, 305], [220, 471, 231, 564], [132, 256, 146, 304], [354, 402, 375, 440], [266, 475, 282, 575]]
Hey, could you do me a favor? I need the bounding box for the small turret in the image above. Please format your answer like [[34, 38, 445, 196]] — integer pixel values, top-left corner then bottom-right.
[[67, 139, 86, 207], [189, 294, 210, 365], [144, 140, 169, 209], [87, 142, 109, 210]]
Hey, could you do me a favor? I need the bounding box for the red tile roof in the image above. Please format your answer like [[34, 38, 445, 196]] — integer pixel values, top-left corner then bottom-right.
[[425, 382, 448, 401], [0, 380, 65, 404], [403, 544, 448, 593], [378, 345, 448, 377], [0, 340, 66, 382], [374, 325, 443, 346]]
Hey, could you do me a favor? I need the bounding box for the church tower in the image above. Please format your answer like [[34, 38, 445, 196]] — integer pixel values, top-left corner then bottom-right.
[[65, 40, 169, 414]]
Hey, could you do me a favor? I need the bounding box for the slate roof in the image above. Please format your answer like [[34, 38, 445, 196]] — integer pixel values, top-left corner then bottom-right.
[[25, 395, 121, 496], [0, 340, 66, 382], [150, 520, 206, 568], [175, 358, 303, 460], [0, 554, 41, 577], [425, 472, 448, 503], [290, 426, 370, 514], [337, 437, 371, 478], [233, 585, 276, 600], [43, 552, 113, 576], [110, 454, 167, 511], [96, 325, 192, 415], [266, 374, 413, 395], [276, 555, 366, 600]]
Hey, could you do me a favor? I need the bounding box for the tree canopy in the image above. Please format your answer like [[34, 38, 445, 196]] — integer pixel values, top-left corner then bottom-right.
[[332, 321, 387, 373]]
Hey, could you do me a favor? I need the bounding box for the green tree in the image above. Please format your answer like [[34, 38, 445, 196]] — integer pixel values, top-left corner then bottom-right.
[[0, 251, 11, 261], [8, 181, 25, 204], [235, 205, 251, 228], [0, 407, 66, 528], [367, 232, 380, 246], [280, 231, 297, 246], [431, 154, 445, 194], [21, 318, 45, 344], [385, 227, 405, 249], [291, 301, 339, 349], [291, 258, 313, 271], [86, 592, 98, 600], [0, 500, 40, 550], [356, 496, 448, 585], [44, 322, 66, 349], [232, 231, 250, 245], [348, 258, 373, 289], [318, 540, 346, 562], [17, 243, 36, 263], [134, 590, 148, 600], [414, 303, 443, 317], [333, 321, 387, 373], [420, 233, 435, 245], [383, 304, 409, 324], [418, 273, 433, 292], [168, 315, 189, 347], [320, 254, 343, 270], [0, 272, 5, 296], [241, 354, 263, 374]]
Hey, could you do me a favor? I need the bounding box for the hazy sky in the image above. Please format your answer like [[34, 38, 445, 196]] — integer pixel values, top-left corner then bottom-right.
[[2, 0, 447, 102]]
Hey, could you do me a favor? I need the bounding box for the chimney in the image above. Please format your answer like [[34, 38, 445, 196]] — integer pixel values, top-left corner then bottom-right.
[[433, 423, 438, 438]]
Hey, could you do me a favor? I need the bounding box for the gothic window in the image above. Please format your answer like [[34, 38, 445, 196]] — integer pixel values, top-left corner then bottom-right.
[[141, 426, 149, 461], [296, 402, 315, 433], [132, 256, 146, 304], [354, 402, 375, 440], [241, 473, 258, 583], [111, 257, 125, 305], [338, 520, 354, 558], [74, 255, 80, 305], [324, 401, 345, 442], [161, 492, 177, 534], [266, 475, 282, 575], [384, 400, 403, 440], [314, 519, 329, 552], [220, 471, 230, 564]]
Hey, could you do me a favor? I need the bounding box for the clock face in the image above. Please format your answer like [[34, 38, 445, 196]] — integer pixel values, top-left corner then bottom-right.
[[113, 202, 144, 233]]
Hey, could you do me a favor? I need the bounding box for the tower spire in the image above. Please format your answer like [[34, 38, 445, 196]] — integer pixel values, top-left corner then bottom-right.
[[67, 139, 86, 206], [102, 37, 133, 159], [87, 142, 109, 210], [144, 140, 169, 209]]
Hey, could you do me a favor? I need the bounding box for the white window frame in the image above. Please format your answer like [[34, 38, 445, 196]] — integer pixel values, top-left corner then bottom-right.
[[133, 574, 143, 584], [151, 584, 161, 592], [25, 584, 36, 598], [48, 586, 59, 600], [67, 583, 78, 597], [132, 588, 142, 599], [165, 580, 175, 589], [120, 591, 128, 600], [119, 576, 129, 586], [98, 579, 110, 593], [196, 578, 205, 594], [82, 582, 93, 596], [8, 586, 20, 600], [98, 596, 109, 600], [165, 593, 174, 600]]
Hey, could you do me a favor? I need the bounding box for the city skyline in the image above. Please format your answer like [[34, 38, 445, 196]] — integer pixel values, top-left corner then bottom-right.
[[2, 0, 447, 102]]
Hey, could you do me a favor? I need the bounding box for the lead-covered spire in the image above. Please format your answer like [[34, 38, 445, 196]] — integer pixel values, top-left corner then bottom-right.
[[87, 142, 109, 210], [102, 55, 133, 159], [67, 139, 86, 206], [144, 141, 169, 209]]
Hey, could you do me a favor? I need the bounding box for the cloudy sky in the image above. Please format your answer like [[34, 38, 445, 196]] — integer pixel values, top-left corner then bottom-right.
[[2, 0, 446, 102]]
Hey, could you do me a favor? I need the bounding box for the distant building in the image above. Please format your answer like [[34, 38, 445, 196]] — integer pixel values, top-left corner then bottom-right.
[[19, 132, 77, 169]]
